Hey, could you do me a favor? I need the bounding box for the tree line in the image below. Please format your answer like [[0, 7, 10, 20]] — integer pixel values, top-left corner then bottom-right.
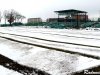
[[0, 9, 25, 26]]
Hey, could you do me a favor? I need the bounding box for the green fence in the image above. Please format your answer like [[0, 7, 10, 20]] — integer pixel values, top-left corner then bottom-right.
[[1, 22, 100, 29]]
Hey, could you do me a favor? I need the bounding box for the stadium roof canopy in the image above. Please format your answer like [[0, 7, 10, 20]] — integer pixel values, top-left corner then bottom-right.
[[55, 9, 87, 15]]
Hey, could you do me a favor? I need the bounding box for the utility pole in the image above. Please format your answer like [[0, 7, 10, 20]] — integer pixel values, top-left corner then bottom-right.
[[98, 10, 100, 22], [99, 10, 100, 18], [0, 11, 2, 26]]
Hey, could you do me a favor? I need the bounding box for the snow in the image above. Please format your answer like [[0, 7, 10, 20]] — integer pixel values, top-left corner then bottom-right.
[[0, 66, 22, 75], [0, 27, 100, 75], [0, 27, 100, 47], [0, 27, 100, 58]]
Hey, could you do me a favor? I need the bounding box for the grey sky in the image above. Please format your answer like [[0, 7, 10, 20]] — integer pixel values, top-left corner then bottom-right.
[[0, 0, 100, 22]]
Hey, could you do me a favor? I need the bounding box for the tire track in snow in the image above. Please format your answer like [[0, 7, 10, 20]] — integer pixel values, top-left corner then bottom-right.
[[0, 32, 100, 59], [0, 54, 50, 75]]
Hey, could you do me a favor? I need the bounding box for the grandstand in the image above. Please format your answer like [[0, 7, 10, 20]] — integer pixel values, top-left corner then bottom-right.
[[44, 9, 100, 29], [54, 9, 88, 29]]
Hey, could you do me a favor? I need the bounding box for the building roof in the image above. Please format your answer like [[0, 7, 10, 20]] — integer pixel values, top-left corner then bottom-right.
[[55, 9, 87, 15]]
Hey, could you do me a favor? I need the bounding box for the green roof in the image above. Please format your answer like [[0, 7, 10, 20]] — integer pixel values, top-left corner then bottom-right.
[[55, 9, 87, 14]]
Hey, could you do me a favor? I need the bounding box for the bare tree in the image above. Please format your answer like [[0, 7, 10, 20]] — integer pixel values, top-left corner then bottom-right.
[[3, 10, 8, 25], [3, 9, 25, 26], [15, 13, 25, 22], [7, 9, 15, 25], [20, 15, 25, 22], [16, 14, 22, 22]]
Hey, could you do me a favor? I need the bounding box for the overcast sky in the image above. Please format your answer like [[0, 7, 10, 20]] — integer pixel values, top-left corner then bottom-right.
[[0, 0, 100, 22]]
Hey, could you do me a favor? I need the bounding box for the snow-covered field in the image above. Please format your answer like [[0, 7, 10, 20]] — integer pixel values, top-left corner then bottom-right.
[[0, 27, 100, 75]]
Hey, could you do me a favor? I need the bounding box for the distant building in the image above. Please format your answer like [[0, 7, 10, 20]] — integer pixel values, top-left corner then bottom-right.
[[28, 18, 42, 23], [46, 15, 88, 22], [55, 9, 88, 22], [54, 9, 88, 29], [71, 15, 88, 21], [98, 18, 100, 22], [46, 18, 64, 22]]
